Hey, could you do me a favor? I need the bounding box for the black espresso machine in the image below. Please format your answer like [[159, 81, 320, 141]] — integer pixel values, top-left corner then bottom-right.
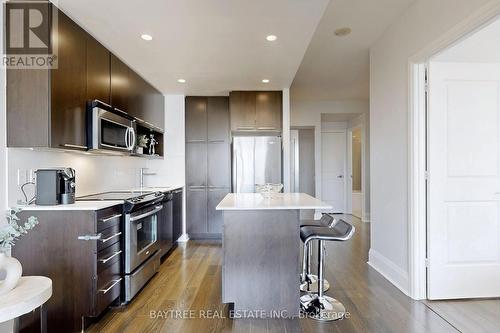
[[35, 168, 76, 205]]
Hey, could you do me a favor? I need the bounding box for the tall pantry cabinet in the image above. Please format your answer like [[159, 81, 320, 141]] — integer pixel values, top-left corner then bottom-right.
[[185, 97, 230, 239]]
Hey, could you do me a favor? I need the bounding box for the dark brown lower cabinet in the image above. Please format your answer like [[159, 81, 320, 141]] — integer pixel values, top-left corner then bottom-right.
[[14, 205, 123, 333], [158, 197, 173, 258], [208, 187, 229, 234], [186, 187, 208, 237]]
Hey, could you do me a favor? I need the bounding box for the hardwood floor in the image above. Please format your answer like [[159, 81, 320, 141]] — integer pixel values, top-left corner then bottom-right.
[[87, 216, 457, 333], [423, 299, 500, 332]]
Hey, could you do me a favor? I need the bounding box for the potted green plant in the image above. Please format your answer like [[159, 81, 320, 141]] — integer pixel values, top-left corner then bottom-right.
[[0, 208, 39, 295], [136, 134, 148, 154]]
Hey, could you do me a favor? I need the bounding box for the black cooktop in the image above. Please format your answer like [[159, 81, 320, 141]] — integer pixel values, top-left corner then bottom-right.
[[78, 191, 167, 212]]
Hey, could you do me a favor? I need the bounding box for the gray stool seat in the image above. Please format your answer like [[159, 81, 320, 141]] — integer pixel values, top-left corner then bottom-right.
[[300, 222, 353, 243], [300, 219, 355, 322], [299, 214, 335, 293]]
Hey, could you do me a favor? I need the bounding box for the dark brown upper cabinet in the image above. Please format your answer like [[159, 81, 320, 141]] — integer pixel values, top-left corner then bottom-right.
[[7, 4, 88, 150], [86, 36, 110, 105], [110, 54, 131, 114], [50, 9, 88, 150], [208, 97, 230, 143], [230, 91, 256, 131], [185, 97, 208, 142], [229, 91, 282, 132], [256, 91, 282, 131], [7, 3, 165, 150], [111, 56, 164, 131]]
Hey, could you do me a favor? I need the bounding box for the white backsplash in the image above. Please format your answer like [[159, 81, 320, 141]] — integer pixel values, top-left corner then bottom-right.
[[7, 148, 149, 206]]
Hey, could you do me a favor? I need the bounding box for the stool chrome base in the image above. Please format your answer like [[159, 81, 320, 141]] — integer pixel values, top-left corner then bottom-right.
[[300, 294, 346, 321], [300, 274, 330, 293]]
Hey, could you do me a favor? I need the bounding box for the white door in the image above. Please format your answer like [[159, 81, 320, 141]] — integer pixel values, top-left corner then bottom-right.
[[428, 62, 500, 299], [321, 131, 346, 213]]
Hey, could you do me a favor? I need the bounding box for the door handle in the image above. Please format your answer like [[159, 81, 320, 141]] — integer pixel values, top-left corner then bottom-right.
[[130, 205, 163, 222], [337, 175, 344, 179]]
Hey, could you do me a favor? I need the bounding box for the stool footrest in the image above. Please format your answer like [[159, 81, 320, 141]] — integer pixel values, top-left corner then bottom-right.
[[300, 275, 330, 293]]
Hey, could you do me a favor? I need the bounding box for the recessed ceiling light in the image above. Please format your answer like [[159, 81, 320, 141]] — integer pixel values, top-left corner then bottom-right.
[[177, 78, 186, 83], [334, 27, 352, 37], [262, 79, 270, 83], [266, 35, 277, 42], [141, 34, 153, 41]]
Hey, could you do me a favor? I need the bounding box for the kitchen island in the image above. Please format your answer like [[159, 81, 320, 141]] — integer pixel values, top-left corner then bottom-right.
[[216, 193, 331, 318]]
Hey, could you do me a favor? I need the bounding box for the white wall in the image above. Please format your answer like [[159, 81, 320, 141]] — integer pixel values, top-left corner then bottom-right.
[[291, 99, 369, 218], [369, 0, 497, 295]]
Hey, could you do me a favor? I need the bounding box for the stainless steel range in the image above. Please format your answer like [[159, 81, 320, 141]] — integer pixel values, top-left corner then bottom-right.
[[78, 190, 165, 302]]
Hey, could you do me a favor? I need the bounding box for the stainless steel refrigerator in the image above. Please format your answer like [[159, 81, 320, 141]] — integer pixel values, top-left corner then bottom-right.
[[232, 135, 282, 193]]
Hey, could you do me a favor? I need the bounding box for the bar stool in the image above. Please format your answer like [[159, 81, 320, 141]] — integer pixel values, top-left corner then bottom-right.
[[299, 219, 355, 321], [300, 214, 336, 293]]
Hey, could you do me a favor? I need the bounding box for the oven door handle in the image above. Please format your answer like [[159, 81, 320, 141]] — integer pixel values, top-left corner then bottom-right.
[[129, 205, 163, 222]]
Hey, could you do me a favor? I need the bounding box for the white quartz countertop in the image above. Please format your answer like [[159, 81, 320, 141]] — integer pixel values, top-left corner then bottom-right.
[[216, 193, 332, 211], [18, 200, 124, 211]]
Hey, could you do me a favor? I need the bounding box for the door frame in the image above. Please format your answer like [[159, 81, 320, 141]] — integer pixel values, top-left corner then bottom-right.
[[347, 122, 365, 220], [408, 5, 500, 300]]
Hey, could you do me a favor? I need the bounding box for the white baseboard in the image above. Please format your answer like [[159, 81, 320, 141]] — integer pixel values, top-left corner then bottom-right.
[[177, 233, 190, 242], [368, 248, 409, 297]]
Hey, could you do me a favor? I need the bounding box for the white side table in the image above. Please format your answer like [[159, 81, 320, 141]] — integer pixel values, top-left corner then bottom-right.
[[0, 276, 52, 333]]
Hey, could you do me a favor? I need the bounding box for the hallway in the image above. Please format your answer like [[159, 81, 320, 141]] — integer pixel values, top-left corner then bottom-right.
[[87, 216, 459, 333]]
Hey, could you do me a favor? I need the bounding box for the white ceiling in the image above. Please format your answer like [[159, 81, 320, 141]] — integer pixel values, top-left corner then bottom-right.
[[290, 0, 414, 101], [433, 17, 500, 63], [56, 0, 329, 96]]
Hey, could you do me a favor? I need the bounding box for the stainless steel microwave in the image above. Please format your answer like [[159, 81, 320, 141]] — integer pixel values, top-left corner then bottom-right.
[[87, 100, 136, 154]]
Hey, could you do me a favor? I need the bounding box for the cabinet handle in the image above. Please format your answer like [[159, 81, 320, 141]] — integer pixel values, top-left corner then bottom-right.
[[100, 232, 122, 243], [99, 278, 122, 294], [62, 144, 88, 150], [189, 186, 206, 190], [99, 214, 122, 223], [78, 233, 102, 241], [257, 127, 277, 130], [237, 127, 255, 130], [99, 250, 122, 264], [208, 140, 225, 143], [187, 140, 205, 143]]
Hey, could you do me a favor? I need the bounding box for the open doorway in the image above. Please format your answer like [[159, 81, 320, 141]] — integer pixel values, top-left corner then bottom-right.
[[410, 14, 500, 331], [319, 113, 369, 221], [350, 127, 362, 219]]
